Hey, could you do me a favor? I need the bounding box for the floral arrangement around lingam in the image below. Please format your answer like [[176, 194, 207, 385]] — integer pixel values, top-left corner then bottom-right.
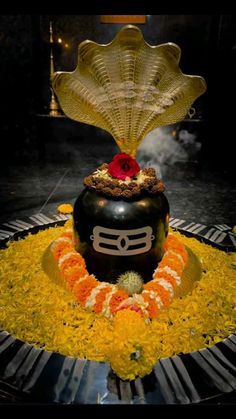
[[2, 25, 214, 382]]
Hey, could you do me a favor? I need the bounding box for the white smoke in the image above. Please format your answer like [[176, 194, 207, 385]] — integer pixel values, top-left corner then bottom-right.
[[136, 125, 200, 178]]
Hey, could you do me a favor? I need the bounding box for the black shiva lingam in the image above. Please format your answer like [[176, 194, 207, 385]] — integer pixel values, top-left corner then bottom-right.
[[73, 162, 170, 283], [53, 25, 206, 284]]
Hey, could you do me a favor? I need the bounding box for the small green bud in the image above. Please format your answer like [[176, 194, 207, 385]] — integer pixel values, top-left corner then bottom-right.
[[117, 271, 143, 296]]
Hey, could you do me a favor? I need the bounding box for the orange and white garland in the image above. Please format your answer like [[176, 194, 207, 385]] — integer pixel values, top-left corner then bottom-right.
[[49, 228, 188, 320]]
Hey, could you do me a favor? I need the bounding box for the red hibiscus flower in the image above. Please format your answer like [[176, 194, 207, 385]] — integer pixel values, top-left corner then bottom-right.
[[108, 153, 140, 180]]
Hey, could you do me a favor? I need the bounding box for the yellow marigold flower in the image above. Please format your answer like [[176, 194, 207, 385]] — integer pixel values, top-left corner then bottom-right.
[[64, 219, 73, 229], [232, 226, 236, 234], [57, 203, 73, 214], [109, 310, 158, 380], [0, 226, 236, 381]]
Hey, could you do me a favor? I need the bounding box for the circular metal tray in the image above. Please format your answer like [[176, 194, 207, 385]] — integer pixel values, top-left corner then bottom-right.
[[0, 213, 235, 404]]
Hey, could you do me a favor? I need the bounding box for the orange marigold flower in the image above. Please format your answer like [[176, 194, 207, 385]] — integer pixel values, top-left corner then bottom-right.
[[164, 234, 181, 245], [63, 265, 88, 289], [109, 289, 129, 315], [142, 292, 160, 319], [74, 275, 98, 305], [59, 253, 86, 276], [153, 270, 178, 289], [60, 231, 74, 241], [52, 241, 74, 261], [159, 255, 183, 275], [49, 226, 189, 321], [93, 286, 112, 314], [168, 246, 188, 263], [144, 281, 171, 306], [164, 236, 188, 264], [57, 203, 73, 214], [174, 249, 188, 264]]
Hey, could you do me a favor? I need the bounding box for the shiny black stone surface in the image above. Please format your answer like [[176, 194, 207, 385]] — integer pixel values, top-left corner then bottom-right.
[[73, 188, 169, 282]]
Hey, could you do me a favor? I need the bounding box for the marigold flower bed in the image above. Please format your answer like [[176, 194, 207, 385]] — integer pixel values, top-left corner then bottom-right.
[[0, 223, 235, 380]]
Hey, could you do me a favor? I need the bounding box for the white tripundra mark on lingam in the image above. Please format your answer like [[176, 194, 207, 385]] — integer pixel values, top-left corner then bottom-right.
[[91, 225, 154, 256]]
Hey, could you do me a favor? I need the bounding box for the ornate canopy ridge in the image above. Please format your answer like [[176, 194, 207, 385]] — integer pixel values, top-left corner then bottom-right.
[[53, 25, 206, 157]]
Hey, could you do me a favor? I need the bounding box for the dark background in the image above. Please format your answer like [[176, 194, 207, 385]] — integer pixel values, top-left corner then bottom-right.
[[0, 15, 235, 225], [0, 14, 235, 168]]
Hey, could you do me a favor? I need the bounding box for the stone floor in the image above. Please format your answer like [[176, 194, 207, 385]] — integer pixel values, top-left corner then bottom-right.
[[0, 117, 235, 227]]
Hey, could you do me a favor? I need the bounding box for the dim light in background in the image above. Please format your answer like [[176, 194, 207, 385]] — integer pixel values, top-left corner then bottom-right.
[[100, 15, 146, 24]]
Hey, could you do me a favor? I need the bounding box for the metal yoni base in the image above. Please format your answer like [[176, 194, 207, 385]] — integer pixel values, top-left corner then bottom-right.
[[0, 212, 235, 404]]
